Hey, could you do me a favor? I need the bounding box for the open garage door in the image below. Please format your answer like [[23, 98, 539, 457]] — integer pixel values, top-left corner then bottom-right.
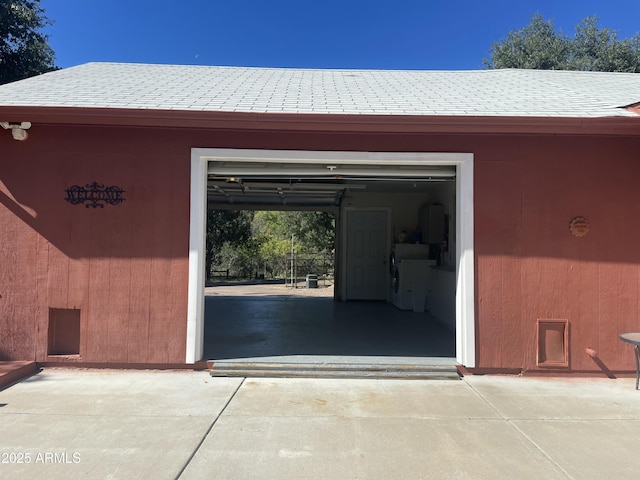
[[188, 149, 475, 368]]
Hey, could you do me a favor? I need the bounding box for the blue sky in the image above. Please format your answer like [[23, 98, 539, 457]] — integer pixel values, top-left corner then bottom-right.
[[41, 0, 640, 70]]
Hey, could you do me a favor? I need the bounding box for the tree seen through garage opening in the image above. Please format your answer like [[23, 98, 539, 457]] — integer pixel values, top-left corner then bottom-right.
[[206, 210, 335, 285]]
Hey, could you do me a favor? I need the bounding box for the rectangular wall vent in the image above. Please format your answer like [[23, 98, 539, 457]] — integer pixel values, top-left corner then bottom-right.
[[537, 319, 569, 367], [48, 308, 81, 356]]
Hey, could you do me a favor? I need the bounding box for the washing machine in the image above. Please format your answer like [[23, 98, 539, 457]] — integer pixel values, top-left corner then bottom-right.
[[391, 256, 436, 312], [389, 243, 431, 275], [392, 259, 415, 310]]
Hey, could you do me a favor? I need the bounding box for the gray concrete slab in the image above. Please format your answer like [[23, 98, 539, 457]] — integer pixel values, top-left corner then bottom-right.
[[1, 368, 640, 479], [0, 369, 242, 480], [464, 375, 640, 480], [0, 368, 241, 417], [465, 375, 640, 419], [181, 416, 568, 480], [511, 419, 640, 480], [2, 413, 211, 479], [223, 378, 499, 419]]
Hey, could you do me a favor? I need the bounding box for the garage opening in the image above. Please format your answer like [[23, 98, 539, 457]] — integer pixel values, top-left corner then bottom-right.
[[188, 149, 475, 372]]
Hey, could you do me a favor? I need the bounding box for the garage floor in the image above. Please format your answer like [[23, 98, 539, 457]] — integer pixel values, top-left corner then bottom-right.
[[203, 284, 456, 366]]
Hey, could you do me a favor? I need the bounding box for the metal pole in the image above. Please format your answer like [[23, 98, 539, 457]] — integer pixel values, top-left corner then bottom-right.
[[635, 345, 639, 390], [290, 234, 295, 289]]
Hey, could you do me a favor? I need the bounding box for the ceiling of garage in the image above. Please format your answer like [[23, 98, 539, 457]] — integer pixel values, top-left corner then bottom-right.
[[207, 163, 456, 207]]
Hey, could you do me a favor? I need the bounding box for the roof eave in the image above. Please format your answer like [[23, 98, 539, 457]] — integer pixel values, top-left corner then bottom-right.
[[0, 105, 639, 136]]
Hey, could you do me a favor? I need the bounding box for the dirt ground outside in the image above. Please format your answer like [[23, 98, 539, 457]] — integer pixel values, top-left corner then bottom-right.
[[205, 281, 334, 297]]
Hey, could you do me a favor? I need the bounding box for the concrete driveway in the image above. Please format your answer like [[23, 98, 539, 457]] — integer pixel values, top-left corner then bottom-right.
[[1, 368, 639, 479]]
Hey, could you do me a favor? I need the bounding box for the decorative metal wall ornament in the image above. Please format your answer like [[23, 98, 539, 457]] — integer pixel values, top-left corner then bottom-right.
[[569, 216, 590, 237], [65, 182, 125, 208]]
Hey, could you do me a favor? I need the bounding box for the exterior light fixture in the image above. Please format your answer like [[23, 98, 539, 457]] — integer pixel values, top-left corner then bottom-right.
[[0, 121, 31, 141]]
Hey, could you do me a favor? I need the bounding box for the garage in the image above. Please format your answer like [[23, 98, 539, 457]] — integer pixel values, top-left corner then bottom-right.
[[187, 148, 475, 373], [5, 64, 638, 376]]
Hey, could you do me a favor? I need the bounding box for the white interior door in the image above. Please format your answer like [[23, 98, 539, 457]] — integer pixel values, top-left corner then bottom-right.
[[345, 209, 389, 300]]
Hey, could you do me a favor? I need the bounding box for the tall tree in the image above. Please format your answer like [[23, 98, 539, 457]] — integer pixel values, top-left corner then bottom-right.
[[252, 211, 334, 253], [485, 14, 640, 72], [569, 16, 640, 72], [206, 210, 253, 279], [0, 0, 56, 84], [251, 210, 335, 280]]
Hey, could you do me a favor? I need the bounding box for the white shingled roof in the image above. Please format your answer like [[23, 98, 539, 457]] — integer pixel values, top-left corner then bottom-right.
[[0, 62, 639, 118]]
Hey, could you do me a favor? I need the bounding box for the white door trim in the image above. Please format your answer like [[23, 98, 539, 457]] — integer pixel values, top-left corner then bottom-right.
[[456, 155, 475, 367], [186, 151, 207, 364], [187, 148, 475, 367]]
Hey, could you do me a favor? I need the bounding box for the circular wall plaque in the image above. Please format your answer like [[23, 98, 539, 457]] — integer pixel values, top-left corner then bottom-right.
[[569, 216, 589, 237]]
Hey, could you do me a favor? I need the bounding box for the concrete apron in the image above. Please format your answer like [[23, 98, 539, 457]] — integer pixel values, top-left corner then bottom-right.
[[1, 368, 640, 480], [209, 357, 460, 380]]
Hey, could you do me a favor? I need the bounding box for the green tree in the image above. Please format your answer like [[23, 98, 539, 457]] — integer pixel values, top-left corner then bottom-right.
[[251, 211, 335, 281], [208, 210, 334, 281], [0, 0, 56, 84], [206, 210, 253, 279], [485, 14, 569, 70], [291, 211, 335, 253], [569, 17, 640, 72], [485, 14, 640, 72], [252, 211, 334, 254], [255, 235, 291, 278]]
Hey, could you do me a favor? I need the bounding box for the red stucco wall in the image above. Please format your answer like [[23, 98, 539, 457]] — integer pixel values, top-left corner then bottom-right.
[[2, 122, 640, 374]]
